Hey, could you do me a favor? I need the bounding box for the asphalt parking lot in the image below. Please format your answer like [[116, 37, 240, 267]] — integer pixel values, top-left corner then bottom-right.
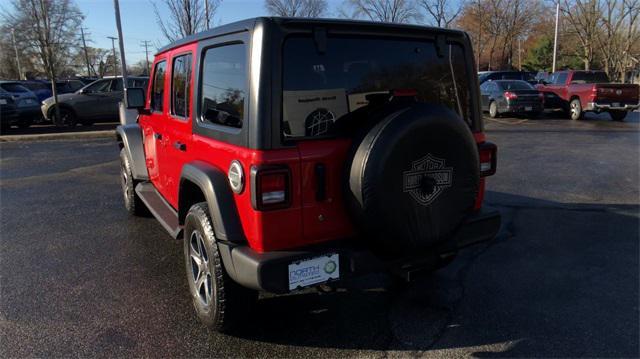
[[1, 112, 638, 357]]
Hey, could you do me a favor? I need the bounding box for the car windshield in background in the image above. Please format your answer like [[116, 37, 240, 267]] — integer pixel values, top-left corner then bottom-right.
[[22, 82, 49, 91], [282, 36, 471, 138], [1, 83, 29, 93], [497, 80, 534, 90], [570, 72, 610, 84]]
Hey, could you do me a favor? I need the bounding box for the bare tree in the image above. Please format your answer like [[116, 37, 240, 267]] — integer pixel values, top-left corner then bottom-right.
[[419, 0, 463, 28], [154, 0, 222, 43], [265, 0, 328, 17], [3, 0, 83, 124], [561, 0, 602, 70], [343, 0, 420, 23]]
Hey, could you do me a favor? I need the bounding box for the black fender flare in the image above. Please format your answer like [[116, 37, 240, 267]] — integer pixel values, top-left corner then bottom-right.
[[179, 161, 246, 243], [116, 124, 149, 181]]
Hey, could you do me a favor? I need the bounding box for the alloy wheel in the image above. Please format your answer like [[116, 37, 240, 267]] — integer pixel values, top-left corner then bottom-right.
[[189, 230, 212, 306]]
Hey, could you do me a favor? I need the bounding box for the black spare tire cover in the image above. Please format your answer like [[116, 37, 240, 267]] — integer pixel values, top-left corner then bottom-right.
[[346, 103, 479, 256]]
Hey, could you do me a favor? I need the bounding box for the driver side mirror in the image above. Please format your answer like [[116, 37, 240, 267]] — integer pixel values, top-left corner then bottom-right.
[[125, 87, 146, 110]]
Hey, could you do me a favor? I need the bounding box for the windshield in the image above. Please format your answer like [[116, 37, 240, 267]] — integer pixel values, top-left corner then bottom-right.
[[497, 81, 534, 90], [570, 72, 609, 84], [282, 36, 471, 138]]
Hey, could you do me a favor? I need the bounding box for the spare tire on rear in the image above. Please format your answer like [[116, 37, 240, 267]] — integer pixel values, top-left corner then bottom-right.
[[346, 103, 479, 257]]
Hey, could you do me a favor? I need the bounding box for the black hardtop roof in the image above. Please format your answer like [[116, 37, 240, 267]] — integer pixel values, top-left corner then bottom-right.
[[155, 16, 466, 55]]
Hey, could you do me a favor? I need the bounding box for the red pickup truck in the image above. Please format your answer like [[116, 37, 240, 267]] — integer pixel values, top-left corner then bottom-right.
[[536, 70, 639, 121]]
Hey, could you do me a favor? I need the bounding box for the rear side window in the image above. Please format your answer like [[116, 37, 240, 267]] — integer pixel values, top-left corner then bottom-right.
[[172, 53, 192, 118], [282, 36, 472, 138], [151, 61, 167, 112], [570, 72, 609, 84], [553, 72, 568, 85], [200, 44, 246, 128]]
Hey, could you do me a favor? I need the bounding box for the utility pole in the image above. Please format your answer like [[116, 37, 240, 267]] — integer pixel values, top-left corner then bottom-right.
[[113, 0, 128, 87], [11, 29, 23, 80], [141, 40, 152, 75], [518, 37, 522, 71], [107, 36, 118, 76], [552, 0, 560, 73], [205, 0, 210, 30], [80, 27, 92, 77]]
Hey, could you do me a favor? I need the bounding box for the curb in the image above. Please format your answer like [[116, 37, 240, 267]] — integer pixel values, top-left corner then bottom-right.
[[0, 130, 115, 142]]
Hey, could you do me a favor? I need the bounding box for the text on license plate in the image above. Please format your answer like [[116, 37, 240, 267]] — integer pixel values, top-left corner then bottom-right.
[[288, 253, 339, 290], [612, 102, 620, 107], [525, 106, 532, 111], [0, 99, 6, 105]]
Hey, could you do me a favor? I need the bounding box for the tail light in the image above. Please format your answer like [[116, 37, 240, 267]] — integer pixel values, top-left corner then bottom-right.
[[538, 92, 544, 101], [251, 166, 291, 210], [478, 142, 497, 177], [392, 88, 418, 97], [504, 91, 518, 101]]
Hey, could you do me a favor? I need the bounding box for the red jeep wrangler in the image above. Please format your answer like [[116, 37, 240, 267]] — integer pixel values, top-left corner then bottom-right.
[[117, 17, 500, 332]]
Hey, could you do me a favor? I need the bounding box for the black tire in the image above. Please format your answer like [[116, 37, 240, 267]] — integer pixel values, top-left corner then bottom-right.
[[569, 98, 583, 120], [489, 101, 499, 118], [51, 107, 77, 127], [609, 110, 627, 122], [120, 149, 148, 216], [184, 202, 257, 333]]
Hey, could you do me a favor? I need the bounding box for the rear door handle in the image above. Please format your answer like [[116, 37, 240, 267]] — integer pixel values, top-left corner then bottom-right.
[[174, 141, 186, 151], [154, 133, 162, 140]]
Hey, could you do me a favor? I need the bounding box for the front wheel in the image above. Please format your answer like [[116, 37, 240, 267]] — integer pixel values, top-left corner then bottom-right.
[[51, 107, 77, 127], [120, 149, 148, 216], [609, 110, 627, 122], [183, 202, 257, 333], [569, 99, 583, 121]]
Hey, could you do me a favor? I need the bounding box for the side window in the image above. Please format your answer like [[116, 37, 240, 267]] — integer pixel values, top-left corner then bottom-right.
[[555, 73, 568, 85], [200, 43, 246, 128], [110, 78, 123, 92], [171, 53, 192, 118], [84, 80, 111, 93], [151, 61, 167, 112], [480, 82, 489, 91]]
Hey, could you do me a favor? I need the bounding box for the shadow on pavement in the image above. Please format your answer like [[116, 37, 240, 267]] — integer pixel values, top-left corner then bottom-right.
[[224, 191, 638, 356]]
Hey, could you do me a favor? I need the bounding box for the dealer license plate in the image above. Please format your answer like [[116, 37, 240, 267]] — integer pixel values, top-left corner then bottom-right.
[[525, 106, 532, 111], [288, 253, 339, 290], [612, 102, 620, 107], [0, 99, 6, 105]]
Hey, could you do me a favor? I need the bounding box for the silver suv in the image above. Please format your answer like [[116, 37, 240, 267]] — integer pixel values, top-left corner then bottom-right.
[[41, 76, 148, 126]]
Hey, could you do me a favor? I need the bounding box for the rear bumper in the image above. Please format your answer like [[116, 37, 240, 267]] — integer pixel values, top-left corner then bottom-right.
[[218, 206, 501, 294], [503, 103, 543, 113], [585, 102, 639, 111]]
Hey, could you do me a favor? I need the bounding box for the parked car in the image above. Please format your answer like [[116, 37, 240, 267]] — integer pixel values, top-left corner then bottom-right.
[[53, 79, 86, 94], [117, 17, 500, 332], [41, 76, 148, 126], [0, 81, 40, 128], [480, 80, 544, 118], [0, 92, 18, 132], [479, 71, 537, 85], [536, 70, 640, 121], [19, 80, 52, 102]]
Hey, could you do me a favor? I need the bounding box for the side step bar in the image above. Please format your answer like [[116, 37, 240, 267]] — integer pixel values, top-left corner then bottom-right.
[[135, 182, 182, 239]]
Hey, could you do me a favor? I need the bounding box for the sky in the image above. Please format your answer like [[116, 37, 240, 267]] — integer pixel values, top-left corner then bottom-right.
[[76, 0, 346, 65]]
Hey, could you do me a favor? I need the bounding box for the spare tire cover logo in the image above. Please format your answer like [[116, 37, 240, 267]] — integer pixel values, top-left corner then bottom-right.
[[403, 154, 453, 206]]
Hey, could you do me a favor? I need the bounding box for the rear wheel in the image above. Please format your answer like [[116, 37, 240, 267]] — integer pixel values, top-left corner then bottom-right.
[[569, 98, 583, 120], [184, 202, 257, 333], [489, 101, 498, 118], [609, 110, 627, 122]]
